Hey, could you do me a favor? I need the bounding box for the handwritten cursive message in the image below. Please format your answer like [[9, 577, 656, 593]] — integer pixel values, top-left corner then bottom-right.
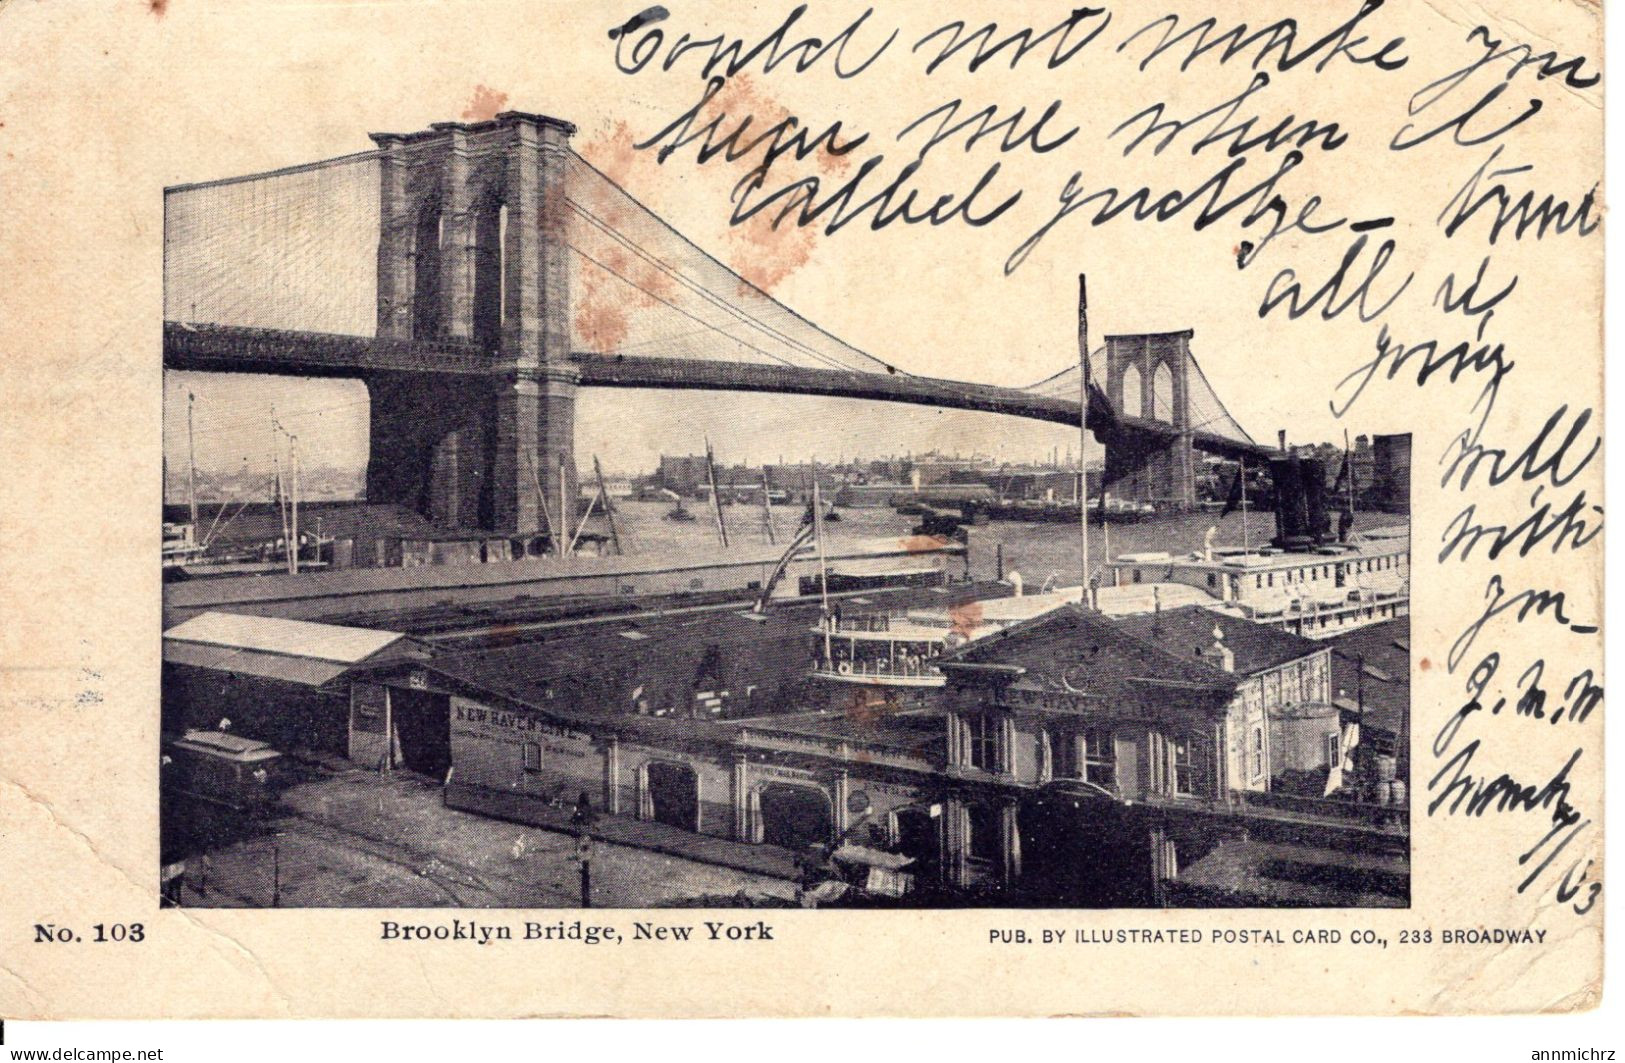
[[601, 1, 1603, 917]]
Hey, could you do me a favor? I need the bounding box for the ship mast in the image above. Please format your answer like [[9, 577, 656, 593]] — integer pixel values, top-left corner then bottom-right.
[[594, 456, 622, 556], [288, 432, 300, 575], [270, 406, 291, 572], [812, 462, 832, 663], [704, 435, 729, 548], [558, 455, 573, 556], [186, 391, 199, 528], [760, 467, 777, 545], [523, 449, 555, 555]]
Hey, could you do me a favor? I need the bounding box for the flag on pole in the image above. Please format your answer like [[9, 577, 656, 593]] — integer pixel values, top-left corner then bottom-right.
[[750, 501, 818, 613]]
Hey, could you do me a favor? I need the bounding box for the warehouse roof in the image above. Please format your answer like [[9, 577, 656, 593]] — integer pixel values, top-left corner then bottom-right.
[[163, 611, 421, 686], [165, 611, 407, 662], [938, 605, 1324, 715], [940, 606, 1232, 706], [1328, 617, 1410, 740], [1111, 607, 1324, 675]]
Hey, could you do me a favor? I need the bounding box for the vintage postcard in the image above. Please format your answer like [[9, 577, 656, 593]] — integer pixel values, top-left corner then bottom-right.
[[0, 0, 1604, 1019]]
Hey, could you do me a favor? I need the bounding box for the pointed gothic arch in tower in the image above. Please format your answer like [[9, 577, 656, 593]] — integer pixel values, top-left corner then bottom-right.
[[1152, 361, 1174, 422], [1120, 363, 1143, 419]]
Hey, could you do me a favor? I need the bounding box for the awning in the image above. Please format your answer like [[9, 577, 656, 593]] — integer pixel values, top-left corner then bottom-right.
[[163, 611, 411, 687], [163, 641, 354, 687], [164, 611, 406, 662]]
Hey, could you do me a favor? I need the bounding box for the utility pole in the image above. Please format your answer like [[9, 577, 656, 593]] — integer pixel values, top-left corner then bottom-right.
[[577, 833, 594, 908]]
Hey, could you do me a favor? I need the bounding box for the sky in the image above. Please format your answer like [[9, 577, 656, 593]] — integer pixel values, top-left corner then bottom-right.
[[156, 58, 1410, 503]]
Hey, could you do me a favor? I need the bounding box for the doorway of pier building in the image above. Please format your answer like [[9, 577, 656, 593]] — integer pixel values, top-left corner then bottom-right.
[[1018, 792, 1151, 906], [389, 686, 451, 779], [645, 761, 700, 832], [758, 783, 834, 852], [893, 805, 943, 884]]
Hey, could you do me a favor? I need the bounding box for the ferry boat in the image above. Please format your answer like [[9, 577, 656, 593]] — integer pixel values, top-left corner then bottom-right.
[[979, 496, 1156, 524], [809, 584, 1084, 688], [162, 522, 208, 569], [1105, 524, 1409, 638]]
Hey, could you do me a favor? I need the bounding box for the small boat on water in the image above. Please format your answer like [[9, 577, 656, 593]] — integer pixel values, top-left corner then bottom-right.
[[1091, 498, 1158, 524]]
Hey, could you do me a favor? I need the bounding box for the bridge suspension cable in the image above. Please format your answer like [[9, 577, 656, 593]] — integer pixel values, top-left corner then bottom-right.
[[164, 151, 383, 336], [158, 132, 1259, 452], [563, 151, 1085, 416]]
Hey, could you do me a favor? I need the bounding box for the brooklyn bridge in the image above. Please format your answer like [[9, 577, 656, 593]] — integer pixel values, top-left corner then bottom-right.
[[163, 110, 1266, 536]]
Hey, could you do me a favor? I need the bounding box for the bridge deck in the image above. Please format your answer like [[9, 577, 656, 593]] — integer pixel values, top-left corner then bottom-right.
[[163, 322, 1267, 459]]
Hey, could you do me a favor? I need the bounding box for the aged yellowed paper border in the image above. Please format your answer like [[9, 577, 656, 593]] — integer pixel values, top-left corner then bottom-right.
[[0, 0, 1604, 1018]]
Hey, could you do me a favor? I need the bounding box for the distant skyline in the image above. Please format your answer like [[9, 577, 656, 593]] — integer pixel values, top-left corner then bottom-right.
[[163, 369, 1096, 502]]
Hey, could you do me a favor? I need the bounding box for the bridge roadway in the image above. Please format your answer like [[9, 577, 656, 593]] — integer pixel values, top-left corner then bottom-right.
[[163, 322, 1267, 459]]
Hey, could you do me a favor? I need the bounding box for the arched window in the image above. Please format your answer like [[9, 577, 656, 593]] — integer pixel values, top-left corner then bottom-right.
[[472, 197, 506, 349], [1152, 361, 1175, 422], [412, 201, 443, 339], [1120, 363, 1143, 418], [498, 203, 509, 326]]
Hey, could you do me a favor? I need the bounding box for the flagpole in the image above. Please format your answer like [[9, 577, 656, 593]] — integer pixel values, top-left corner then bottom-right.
[[1077, 274, 1091, 607], [812, 462, 832, 662], [1344, 428, 1355, 519], [760, 467, 776, 545]]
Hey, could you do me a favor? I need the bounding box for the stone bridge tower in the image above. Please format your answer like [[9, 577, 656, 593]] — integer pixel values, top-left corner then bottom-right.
[[365, 112, 578, 538], [1102, 330, 1197, 510]]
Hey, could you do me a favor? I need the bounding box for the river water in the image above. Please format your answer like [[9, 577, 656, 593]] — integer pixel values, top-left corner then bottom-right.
[[597, 499, 1291, 585]]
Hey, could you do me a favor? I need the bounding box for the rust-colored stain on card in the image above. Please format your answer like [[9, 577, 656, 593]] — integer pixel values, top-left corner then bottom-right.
[[461, 85, 510, 123], [947, 601, 984, 640], [896, 534, 945, 554], [571, 73, 851, 351]]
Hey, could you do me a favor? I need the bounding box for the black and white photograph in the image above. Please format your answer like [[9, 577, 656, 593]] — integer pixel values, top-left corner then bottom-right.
[[0, 0, 1605, 1033], [159, 109, 1411, 911]]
